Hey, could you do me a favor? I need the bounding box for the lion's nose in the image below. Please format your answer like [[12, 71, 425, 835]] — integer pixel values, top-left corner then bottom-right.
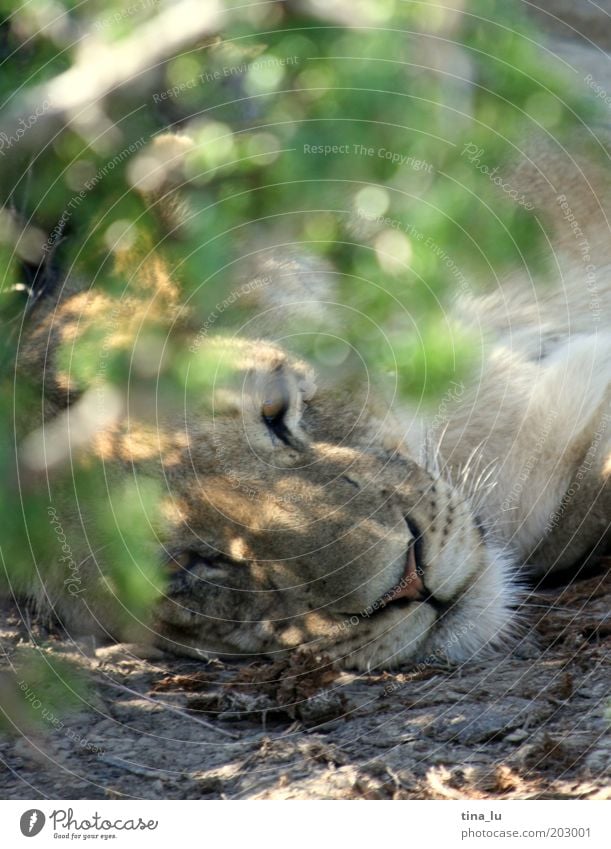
[[384, 543, 427, 603]]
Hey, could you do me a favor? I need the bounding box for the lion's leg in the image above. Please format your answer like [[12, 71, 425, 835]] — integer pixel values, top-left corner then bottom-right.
[[512, 331, 611, 577], [526, 406, 610, 577]]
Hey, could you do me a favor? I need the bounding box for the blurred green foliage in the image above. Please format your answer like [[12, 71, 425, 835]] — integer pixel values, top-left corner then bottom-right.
[[0, 648, 90, 737], [0, 1, 594, 380], [0, 0, 598, 713]]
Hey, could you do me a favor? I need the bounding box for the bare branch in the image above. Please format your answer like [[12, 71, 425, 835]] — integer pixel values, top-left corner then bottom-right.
[[1, 0, 225, 148]]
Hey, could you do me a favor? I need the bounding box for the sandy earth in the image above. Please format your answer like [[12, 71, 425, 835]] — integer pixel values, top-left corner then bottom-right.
[[0, 565, 609, 800]]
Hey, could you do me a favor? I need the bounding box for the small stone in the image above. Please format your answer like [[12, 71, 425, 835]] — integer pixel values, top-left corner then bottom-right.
[[505, 729, 529, 743], [96, 642, 166, 662], [469, 764, 520, 793]]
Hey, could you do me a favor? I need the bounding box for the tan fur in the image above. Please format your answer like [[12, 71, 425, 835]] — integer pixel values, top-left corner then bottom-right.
[[427, 134, 611, 575], [14, 136, 609, 671], [16, 272, 511, 671]]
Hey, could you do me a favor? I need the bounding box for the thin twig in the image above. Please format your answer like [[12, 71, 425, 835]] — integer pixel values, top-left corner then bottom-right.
[[98, 755, 175, 781], [95, 676, 241, 740]]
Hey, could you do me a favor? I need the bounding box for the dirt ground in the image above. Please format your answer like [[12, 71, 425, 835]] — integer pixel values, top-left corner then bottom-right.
[[0, 563, 609, 801]]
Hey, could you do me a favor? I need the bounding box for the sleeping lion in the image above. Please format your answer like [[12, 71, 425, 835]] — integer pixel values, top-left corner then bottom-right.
[[13, 136, 611, 671]]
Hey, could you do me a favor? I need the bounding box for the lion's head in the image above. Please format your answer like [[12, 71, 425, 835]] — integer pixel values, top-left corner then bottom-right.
[[146, 337, 515, 670], [16, 266, 516, 672]]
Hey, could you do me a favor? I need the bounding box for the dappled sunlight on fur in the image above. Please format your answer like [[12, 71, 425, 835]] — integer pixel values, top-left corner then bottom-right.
[[14, 135, 610, 672]]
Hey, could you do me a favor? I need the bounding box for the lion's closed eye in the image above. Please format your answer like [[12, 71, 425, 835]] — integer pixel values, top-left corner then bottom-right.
[[165, 550, 235, 596], [260, 372, 296, 446], [169, 550, 228, 576]]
